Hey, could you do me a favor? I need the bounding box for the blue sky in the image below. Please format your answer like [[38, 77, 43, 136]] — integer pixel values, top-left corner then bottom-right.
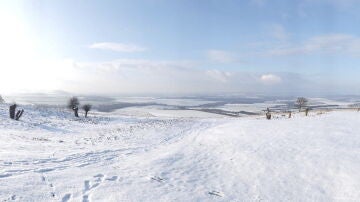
[[0, 0, 360, 95]]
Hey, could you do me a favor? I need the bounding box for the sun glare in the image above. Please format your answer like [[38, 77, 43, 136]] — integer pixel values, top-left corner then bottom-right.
[[0, 9, 67, 94]]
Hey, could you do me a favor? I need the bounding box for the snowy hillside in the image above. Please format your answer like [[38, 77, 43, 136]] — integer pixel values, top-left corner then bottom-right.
[[0, 104, 360, 201]]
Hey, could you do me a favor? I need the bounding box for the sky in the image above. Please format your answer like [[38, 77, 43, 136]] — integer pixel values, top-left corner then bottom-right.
[[0, 0, 360, 96]]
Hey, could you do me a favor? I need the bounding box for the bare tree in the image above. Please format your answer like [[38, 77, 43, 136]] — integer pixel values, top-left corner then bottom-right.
[[82, 104, 92, 118], [68, 97, 80, 117], [0, 95, 4, 103], [9, 103, 24, 120], [15, 109, 24, 120], [9, 104, 17, 119], [295, 97, 308, 112]]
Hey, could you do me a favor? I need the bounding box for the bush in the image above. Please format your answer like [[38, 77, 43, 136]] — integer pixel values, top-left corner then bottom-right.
[[265, 108, 271, 120]]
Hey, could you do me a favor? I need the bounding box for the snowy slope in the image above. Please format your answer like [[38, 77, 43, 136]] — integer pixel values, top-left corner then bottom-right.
[[0, 104, 360, 201]]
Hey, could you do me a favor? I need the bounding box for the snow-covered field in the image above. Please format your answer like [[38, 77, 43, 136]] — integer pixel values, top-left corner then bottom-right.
[[113, 106, 227, 118], [1, 104, 360, 201]]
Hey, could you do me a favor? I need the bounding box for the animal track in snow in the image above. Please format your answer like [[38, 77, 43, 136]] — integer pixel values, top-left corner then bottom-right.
[[151, 176, 164, 182], [41, 174, 57, 199]]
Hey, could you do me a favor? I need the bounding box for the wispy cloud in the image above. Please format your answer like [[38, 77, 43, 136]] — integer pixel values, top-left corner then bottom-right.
[[207, 49, 238, 63], [268, 34, 360, 56], [89, 42, 146, 52], [299, 0, 359, 17], [55, 58, 327, 95], [65, 59, 232, 94], [268, 24, 289, 41], [206, 69, 232, 83]]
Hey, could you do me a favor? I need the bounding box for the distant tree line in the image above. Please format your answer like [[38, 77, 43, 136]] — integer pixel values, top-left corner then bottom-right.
[[1, 94, 93, 121]]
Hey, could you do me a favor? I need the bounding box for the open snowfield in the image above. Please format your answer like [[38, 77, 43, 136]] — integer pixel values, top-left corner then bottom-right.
[[1, 104, 360, 201]]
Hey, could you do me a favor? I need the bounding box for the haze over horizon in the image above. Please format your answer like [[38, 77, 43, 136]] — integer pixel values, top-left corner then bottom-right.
[[1, 0, 360, 96]]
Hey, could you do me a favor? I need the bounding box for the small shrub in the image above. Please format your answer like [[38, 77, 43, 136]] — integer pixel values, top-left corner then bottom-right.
[[305, 108, 309, 116], [266, 108, 271, 120]]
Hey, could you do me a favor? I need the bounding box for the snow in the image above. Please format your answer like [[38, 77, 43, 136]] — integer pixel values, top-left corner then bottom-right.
[[210, 102, 286, 113], [114, 106, 227, 118], [1, 103, 360, 201], [114, 97, 217, 107]]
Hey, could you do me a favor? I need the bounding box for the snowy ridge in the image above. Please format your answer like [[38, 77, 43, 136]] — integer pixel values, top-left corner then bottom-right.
[[0, 104, 360, 201]]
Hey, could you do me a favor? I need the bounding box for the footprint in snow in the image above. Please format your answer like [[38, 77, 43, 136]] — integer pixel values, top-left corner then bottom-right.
[[61, 193, 71, 202], [41, 174, 57, 198], [3, 194, 18, 201], [151, 176, 164, 182], [208, 190, 224, 197], [82, 194, 90, 202], [94, 174, 104, 179], [84, 180, 91, 191], [82, 173, 106, 201], [105, 176, 118, 181]]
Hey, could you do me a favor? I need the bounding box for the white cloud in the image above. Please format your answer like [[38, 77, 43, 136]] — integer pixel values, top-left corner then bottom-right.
[[0, 53, 343, 95], [89, 42, 146, 52], [207, 50, 237, 63], [268, 34, 360, 56], [63, 59, 224, 94], [260, 74, 282, 85], [63, 59, 237, 94], [55, 59, 323, 96]]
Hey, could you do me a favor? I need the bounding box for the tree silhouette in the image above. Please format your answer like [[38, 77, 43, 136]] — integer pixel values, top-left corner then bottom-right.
[[82, 104, 92, 118], [295, 97, 308, 112], [68, 97, 80, 117], [265, 108, 271, 120], [9, 103, 24, 120]]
